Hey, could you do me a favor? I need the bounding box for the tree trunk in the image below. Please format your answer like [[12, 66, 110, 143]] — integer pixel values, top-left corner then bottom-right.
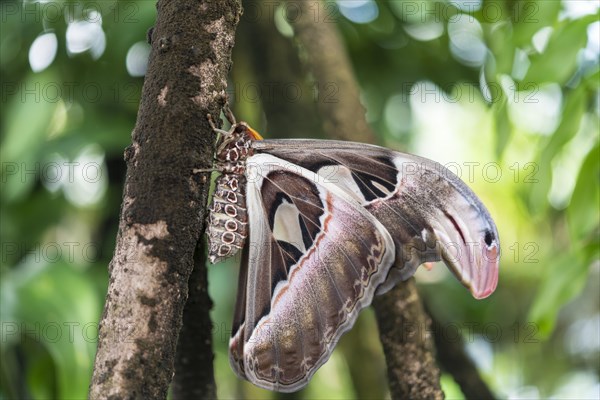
[[89, 1, 242, 399]]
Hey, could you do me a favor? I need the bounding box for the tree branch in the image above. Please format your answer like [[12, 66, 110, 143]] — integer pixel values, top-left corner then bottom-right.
[[287, 3, 443, 399], [234, 0, 323, 138], [373, 281, 444, 399], [171, 243, 217, 399], [286, 3, 376, 143], [428, 307, 496, 400], [89, 1, 241, 398]]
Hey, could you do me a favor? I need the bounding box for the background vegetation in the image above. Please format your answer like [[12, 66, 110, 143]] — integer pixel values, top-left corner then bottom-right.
[[1, 0, 598, 398]]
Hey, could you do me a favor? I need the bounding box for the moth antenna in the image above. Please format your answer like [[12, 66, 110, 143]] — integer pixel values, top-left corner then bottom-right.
[[223, 104, 236, 125]]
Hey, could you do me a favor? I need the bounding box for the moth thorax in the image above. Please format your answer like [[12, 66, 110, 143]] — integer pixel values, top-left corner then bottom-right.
[[207, 172, 248, 263]]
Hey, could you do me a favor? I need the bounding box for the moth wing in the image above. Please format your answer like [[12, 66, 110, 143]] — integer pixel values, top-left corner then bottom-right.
[[229, 153, 395, 392], [254, 139, 500, 299]]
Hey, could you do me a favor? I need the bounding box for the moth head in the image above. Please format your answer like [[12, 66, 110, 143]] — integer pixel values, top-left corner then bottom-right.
[[436, 210, 500, 300], [233, 122, 263, 141]]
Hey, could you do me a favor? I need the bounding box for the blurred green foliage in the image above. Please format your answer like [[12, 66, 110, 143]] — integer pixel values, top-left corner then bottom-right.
[[1, 0, 598, 399]]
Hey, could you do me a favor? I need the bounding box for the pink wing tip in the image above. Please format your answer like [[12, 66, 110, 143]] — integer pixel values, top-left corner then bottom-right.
[[470, 242, 499, 300]]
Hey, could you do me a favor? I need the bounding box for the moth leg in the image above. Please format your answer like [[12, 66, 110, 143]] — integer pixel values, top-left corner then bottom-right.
[[207, 113, 229, 137], [223, 103, 236, 125], [207, 113, 219, 130], [193, 166, 219, 173], [192, 167, 218, 174]]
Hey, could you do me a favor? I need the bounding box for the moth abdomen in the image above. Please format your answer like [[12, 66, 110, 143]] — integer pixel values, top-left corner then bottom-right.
[[207, 173, 248, 263]]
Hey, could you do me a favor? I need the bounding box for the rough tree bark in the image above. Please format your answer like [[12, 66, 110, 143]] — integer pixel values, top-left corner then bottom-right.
[[287, 3, 444, 399], [89, 1, 241, 399]]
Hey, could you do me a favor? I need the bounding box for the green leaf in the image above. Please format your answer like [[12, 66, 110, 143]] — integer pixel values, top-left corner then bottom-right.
[[493, 95, 511, 158], [484, 22, 515, 76], [528, 84, 589, 214], [524, 15, 597, 84], [0, 262, 101, 399], [1, 71, 59, 203], [567, 140, 600, 241], [528, 250, 589, 337], [584, 69, 600, 89], [25, 341, 57, 399], [512, 0, 561, 47], [541, 85, 587, 162], [527, 154, 552, 215], [0, 191, 67, 268]]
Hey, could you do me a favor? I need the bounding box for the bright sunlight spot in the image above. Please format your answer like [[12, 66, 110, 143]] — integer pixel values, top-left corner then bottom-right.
[[66, 19, 106, 59], [337, 0, 379, 24], [126, 41, 151, 77], [29, 32, 58, 73]]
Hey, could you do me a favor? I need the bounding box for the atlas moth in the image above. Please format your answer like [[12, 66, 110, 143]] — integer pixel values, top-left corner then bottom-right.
[[203, 108, 500, 392]]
